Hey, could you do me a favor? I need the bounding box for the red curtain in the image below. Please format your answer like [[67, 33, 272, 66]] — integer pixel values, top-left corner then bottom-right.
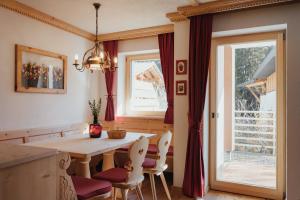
[[103, 40, 118, 121], [158, 33, 174, 124], [183, 14, 213, 197]]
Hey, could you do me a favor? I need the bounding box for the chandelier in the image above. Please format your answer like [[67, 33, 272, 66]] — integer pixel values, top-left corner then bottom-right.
[[73, 3, 117, 72]]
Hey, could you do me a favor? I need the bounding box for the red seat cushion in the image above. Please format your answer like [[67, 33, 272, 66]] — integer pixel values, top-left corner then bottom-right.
[[142, 158, 156, 168], [118, 146, 130, 151], [71, 176, 112, 200], [119, 144, 174, 156], [93, 168, 128, 183], [167, 145, 174, 156], [147, 144, 174, 156]]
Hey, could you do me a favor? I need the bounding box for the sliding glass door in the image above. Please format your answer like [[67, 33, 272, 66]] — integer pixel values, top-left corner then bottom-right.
[[210, 32, 285, 199]]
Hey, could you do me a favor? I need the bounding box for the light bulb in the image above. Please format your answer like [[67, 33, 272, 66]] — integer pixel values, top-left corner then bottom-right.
[[74, 54, 79, 64], [100, 52, 104, 59], [114, 57, 118, 64]]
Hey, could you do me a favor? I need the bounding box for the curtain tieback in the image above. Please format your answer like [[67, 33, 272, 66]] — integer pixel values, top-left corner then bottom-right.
[[105, 94, 115, 99]]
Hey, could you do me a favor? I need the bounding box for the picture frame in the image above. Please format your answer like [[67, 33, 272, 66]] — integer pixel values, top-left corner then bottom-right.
[[176, 60, 187, 75], [15, 44, 67, 94], [176, 80, 187, 95]]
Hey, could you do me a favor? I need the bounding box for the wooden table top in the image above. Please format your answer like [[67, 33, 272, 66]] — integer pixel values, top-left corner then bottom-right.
[[24, 131, 155, 158]]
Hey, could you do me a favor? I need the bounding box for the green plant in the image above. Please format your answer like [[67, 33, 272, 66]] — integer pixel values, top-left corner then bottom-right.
[[88, 98, 102, 124]]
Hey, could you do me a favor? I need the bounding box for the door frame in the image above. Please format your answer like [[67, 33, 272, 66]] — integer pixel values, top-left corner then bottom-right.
[[209, 31, 286, 200]]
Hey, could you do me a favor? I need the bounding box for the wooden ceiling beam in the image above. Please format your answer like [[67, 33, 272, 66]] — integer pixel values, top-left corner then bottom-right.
[[97, 24, 174, 42], [0, 0, 96, 41], [167, 0, 296, 22]]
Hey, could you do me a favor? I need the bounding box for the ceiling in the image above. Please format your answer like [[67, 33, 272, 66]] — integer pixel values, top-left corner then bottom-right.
[[18, 0, 214, 34]]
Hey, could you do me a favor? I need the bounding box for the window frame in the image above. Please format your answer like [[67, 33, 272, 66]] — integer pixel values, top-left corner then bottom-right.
[[125, 53, 166, 117]]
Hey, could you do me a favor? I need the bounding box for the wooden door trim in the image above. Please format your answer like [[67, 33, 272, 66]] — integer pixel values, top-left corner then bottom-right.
[[209, 31, 286, 199]]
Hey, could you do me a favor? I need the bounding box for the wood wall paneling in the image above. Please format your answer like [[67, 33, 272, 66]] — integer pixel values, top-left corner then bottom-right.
[[102, 117, 174, 145], [0, 155, 57, 200], [0, 123, 88, 144]]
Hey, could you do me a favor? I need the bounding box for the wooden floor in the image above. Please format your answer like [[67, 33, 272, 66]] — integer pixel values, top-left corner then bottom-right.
[[107, 173, 265, 200]]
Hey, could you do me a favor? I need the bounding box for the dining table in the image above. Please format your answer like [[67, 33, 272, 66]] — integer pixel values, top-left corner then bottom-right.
[[24, 131, 155, 178]]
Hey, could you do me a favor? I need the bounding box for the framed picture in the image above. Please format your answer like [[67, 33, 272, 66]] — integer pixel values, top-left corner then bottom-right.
[[176, 80, 187, 95], [15, 44, 67, 94], [176, 60, 187, 75]]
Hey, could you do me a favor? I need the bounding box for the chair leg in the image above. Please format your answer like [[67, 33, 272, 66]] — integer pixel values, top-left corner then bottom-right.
[[149, 173, 157, 200], [139, 181, 143, 190], [112, 187, 117, 200], [135, 187, 141, 200], [135, 185, 144, 200], [121, 189, 128, 200], [160, 173, 171, 200]]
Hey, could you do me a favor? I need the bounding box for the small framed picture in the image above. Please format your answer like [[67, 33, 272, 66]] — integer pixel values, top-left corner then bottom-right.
[[176, 80, 187, 95], [176, 60, 187, 75]]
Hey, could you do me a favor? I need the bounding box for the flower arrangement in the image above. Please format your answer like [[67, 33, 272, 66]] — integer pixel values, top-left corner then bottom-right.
[[88, 98, 102, 125], [41, 65, 49, 86], [53, 67, 63, 82], [22, 62, 41, 81]]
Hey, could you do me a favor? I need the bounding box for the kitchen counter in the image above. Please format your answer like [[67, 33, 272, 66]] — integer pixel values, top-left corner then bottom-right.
[[0, 143, 57, 169]]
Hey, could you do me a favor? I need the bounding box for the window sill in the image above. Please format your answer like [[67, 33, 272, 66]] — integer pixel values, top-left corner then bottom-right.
[[115, 115, 165, 120]]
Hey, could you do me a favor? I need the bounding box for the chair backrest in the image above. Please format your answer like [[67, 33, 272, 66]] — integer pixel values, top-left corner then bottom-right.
[[57, 152, 78, 200], [125, 136, 149, 184], [155, 131, 172, 170]]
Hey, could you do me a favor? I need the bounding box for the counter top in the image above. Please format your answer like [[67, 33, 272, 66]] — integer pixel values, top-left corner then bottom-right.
[[0, 143, 57, 169]]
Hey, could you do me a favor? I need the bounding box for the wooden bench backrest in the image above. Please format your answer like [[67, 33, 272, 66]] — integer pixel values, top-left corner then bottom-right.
[[102, 117, 174, 146], [0, 123, 88, 144], [0, 119, 174, 147]]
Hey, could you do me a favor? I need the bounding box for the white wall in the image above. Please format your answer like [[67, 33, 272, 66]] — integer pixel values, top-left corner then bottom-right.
[[212, 3, 300, 199], [173, 21, 190, 187], [0, 8, 99, 130], [260, 91, 276, 111], [118, 36, 159, 53]]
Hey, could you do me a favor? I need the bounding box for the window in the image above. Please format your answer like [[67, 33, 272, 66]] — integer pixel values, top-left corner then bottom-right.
[[125, 54, 167, 116]]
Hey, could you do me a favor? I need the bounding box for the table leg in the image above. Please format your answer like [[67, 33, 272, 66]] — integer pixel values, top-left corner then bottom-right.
[[76, 156, 91, 178], [102, 150, 115, 171]]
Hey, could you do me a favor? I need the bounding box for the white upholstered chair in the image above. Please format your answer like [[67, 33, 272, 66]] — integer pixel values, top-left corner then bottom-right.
[[93, 136, 149, 200], [142, 131, 172, 200]]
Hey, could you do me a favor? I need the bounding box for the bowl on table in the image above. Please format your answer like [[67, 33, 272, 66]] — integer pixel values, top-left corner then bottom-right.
[[107, 130, 127, 139]]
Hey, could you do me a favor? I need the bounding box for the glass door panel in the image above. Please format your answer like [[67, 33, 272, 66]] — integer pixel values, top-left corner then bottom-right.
[[210, 32, 285, 199]]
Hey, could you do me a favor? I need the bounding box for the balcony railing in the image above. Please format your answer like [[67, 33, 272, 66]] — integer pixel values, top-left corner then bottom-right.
[[233, 110, 276, 155]]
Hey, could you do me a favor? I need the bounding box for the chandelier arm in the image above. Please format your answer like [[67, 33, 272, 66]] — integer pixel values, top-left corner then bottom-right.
[[82, 45, 97, 65], [79, 67, 85, 72], [75, 64, 85, 72]]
